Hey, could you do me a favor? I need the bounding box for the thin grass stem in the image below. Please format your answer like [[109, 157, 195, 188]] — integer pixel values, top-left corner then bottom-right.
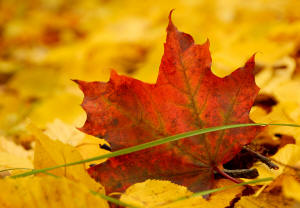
[[11, 123, 300, 178]]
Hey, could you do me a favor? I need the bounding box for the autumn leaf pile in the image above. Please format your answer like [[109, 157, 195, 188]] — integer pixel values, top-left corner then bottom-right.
[[1, 0, 300, 208]]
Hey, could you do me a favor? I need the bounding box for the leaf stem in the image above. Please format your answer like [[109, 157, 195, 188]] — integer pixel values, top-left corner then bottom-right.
[[243, 146, 279, 169], [223, 168, 258, 179], [214, 166, 242, 184]]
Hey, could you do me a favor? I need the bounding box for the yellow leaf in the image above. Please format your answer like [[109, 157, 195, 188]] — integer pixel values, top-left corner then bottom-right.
[[0, 176, 109, 208], [250, 105, 300, 143], [29, 92, 84, 129], [282, 175, 300, 202], [29, 124, 104, 193], [248, 144, 300, 185], [0, 137, 33, 171], [235, 190, 295, 208], [75, 135, 109, 168], [273, 80, 300, 123], [255, 56, 295, 94], [0, 92, 31, 134], [8, 68, 59, 99], [120, 179, 244, 208], [44, 119, 109, 167], [44, 119, 85, 146]]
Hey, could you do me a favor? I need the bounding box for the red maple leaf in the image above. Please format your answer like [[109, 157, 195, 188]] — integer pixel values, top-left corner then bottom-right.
[[75, 11, 262, 196]]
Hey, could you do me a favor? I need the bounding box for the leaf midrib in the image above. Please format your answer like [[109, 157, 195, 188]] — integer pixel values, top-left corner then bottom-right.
[[176, 44, 211, 164]]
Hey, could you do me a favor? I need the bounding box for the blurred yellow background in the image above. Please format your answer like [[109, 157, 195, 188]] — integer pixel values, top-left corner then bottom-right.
[[0, 0, 299, 137]]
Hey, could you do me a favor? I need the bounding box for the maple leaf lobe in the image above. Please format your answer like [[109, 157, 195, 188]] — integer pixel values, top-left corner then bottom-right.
[[76, 12, 262, 196]]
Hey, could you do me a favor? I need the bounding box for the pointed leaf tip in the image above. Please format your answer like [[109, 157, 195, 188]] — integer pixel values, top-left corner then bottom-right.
[[167, 9, 176, 31], [204, 38, 210, 48], [72, 79, 80, 84], [168, 9, 175, 21], [72, 79, 86, 90], [110, 69, 118, 77], [245, 54, 256, 69], [72, 79, 89, 91]]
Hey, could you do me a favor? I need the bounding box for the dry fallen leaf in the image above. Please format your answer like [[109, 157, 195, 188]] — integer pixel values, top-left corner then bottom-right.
[[29, 123, 104, 193], [282, 175, 300, 202], [44, 119, 109, 167], [235, 190, 295, 208], [0, 176, 109, 208], [0, 137, 33, 174], [120, 179, 244, 208]]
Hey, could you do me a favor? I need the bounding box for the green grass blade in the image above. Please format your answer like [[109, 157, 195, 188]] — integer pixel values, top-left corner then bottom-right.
[[42, 171, 59, 178], [11, 123, 300, 178], [0, 168, 32, 173], [159, 177, 273, 206], [0, 168, 58, 178]]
